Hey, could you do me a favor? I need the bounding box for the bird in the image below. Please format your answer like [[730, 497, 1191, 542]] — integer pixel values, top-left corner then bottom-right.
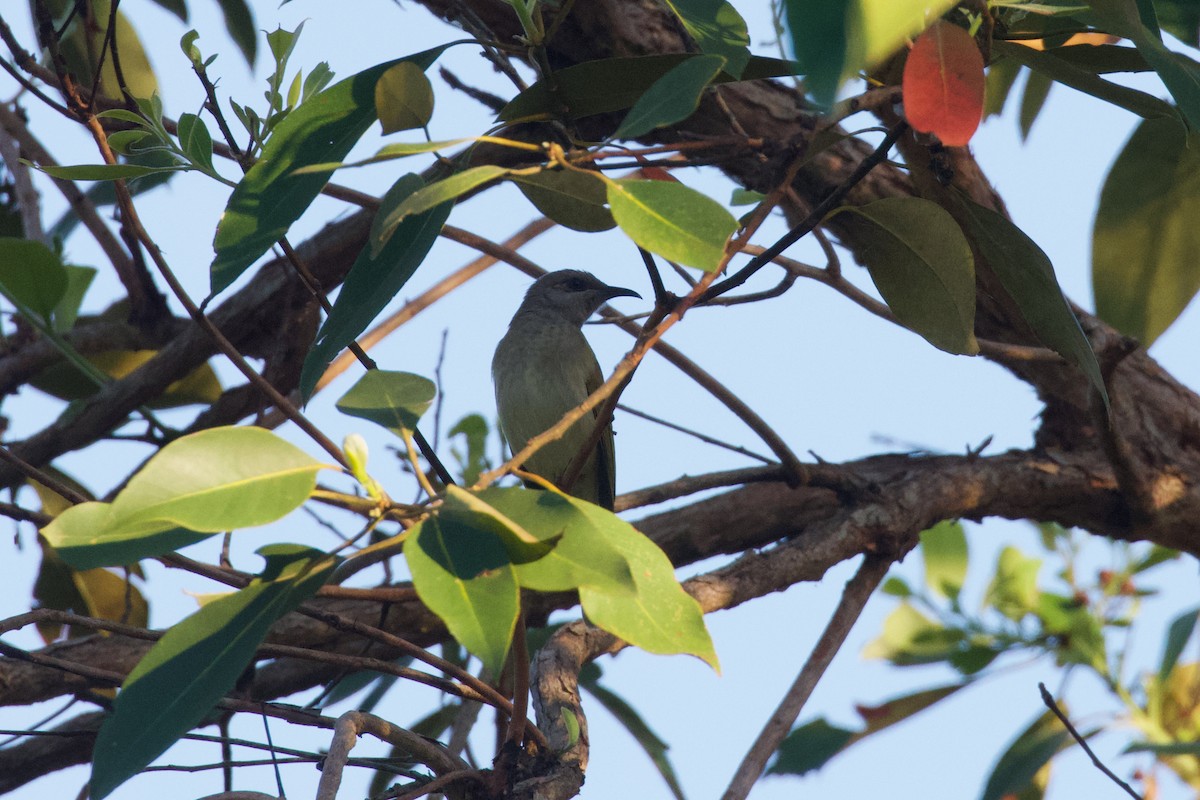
[[492, 270, 640, 510]]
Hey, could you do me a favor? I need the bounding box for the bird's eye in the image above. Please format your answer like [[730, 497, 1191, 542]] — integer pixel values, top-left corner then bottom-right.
[[564, 278, 587, 291]]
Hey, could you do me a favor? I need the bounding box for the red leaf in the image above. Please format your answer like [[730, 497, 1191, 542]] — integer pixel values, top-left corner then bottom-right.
[[902, 21, 985, 147], [640, 166, 678, 182]]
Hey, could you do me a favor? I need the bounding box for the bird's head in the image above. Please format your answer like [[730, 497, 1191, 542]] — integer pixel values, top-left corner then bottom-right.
[[518, 270, 641, 326]]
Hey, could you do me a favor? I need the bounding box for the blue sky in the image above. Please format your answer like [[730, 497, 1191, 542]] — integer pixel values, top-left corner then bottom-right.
[[1, 2, 1197, 799]]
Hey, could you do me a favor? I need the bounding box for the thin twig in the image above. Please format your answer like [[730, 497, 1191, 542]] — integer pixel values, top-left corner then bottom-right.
[[720, 555, 892, 800], [1038, 683, 1143, 800]]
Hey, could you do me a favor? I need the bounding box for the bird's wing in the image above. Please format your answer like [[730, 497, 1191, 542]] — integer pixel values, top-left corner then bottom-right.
[[585, 358, 617, 511]]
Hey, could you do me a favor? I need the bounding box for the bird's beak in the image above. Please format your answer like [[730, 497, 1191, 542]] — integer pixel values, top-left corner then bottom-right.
[[599, 283, 641, 302]]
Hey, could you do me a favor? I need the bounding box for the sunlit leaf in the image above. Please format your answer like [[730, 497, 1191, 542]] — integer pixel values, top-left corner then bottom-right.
[[42, 427, 325, 569], [370, 166, 508, 254], [919, 520, 967, 600], [607, 179, 737, 271], [405, 512, 519, 675], [661, 0, 751, 76]]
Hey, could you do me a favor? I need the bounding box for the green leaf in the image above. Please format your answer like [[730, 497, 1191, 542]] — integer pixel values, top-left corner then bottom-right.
[[215, 0, 257, 66], [0, 238, 69, 321], [448, 414, 492, 485], [784, 0, 958, 107], [512, 169, 615, 232], [956, 199, 1106, 404], [498, 54, 801, 122], [607, 179, 737, 271], [210, 46, 450, 295], [985, 546, 1042, 621], [832, 197, 978, 355], [52, 265, 96, 333], [375, 62, 435, 134], [979, 710, 1077, 800], [298, 173, 452, 401], [573, 499, 717, 669], [993, 39, 1176, 120], [615, 54, 726, 139], [41, 427, 324, 569], [32, 349, 222, 409], [478, 487, 634, 595], [661, 0, 751, 76], [768, 718, 857, 775], [443, 486, 559, 563], [881, 576, 913, 597], [335, 369, 435, 437], [1019, 69, 1054, 140], [291, 138, 474, 174], [862, 602, 965, 666], [89, 545, 335, 799], [371, 166, 508, 254], [405, 512, 519, 675], [919, 520, 967, 600], [581, 669, 687, 800], [985, 58, 1024, 119], [1157, 606, 1199, 682], [1156, 0, 1200, 46], [104, 12, 158, 101], [32, 163, 184, 181], [1093, 116, 1200, 345], [852, 682, 970, 739], [177, 112, 215, 173], [1125, 741, 1200, 755]]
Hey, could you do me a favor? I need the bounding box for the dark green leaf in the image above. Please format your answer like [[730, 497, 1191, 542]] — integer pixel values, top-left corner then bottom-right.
[[661, 0, 751, 76], [148, 0, 187, 21], [375, 62, 435, 134], [370, 166, 507, 254], [34, 164, 184, 181], [1157, 606, 1198, 682], [89, 545, 335, 799], [615, 54, 726, 139], [985, 59, 1023, 119], [607, 178, 737, 271], [210, 46, 450, 295], [214, 0, 258, 66], [1156, 0, 1200, 45], [0, 238, 68, 321], [335, 370, 435, 437], [832, 197, 978, 355], [1048, 43, 1150, 74], [957, 198, 1106, 404], [852, 682, 970, 739], [443, 486, 559, 564], [1125, 741, 1200, 755], [1019, 69, 1054, 140], [512, 169, 615, 232], [768, 718, 856, 775], [582, 673, 687, 799], [784, 0, 957, 107], [993, 39, 1176, 119], [979, 710, 1077, 800], [405, 512, 519, 675], [920, 520, 968, 600], [1093, 116, 1200, 345], [298, 174, 452, 400], [498, 54, 801, 122]]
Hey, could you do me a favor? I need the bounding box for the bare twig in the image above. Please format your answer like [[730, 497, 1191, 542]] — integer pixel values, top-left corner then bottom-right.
[[720, 555, 892, 800], [1038, 683, 1143, 800]]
